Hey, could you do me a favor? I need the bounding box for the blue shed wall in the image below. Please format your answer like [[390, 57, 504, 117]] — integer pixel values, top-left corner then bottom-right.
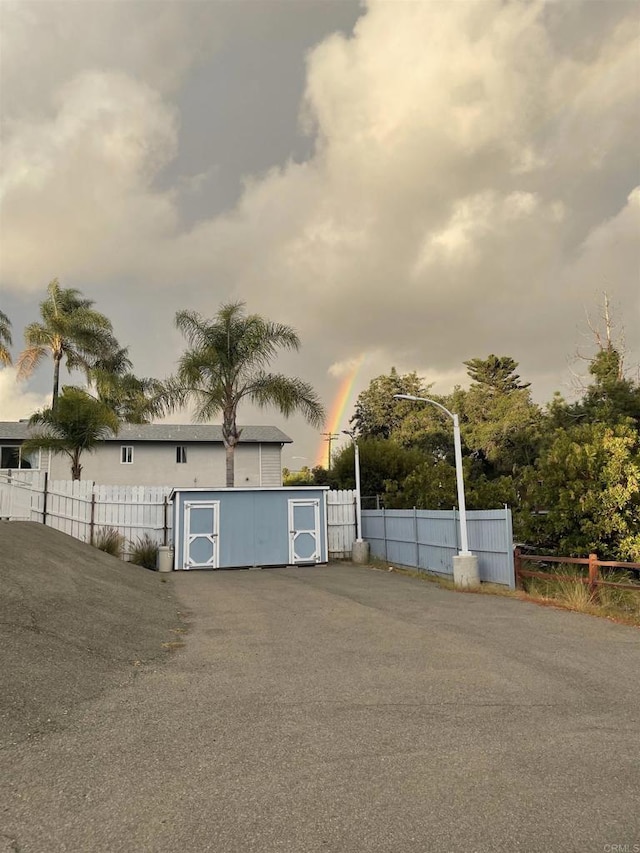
[[172, 488, 328, 569]]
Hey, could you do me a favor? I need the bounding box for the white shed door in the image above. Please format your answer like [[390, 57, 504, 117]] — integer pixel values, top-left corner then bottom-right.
[[184, 501, 219, 569], [288, 499, 321, 564]]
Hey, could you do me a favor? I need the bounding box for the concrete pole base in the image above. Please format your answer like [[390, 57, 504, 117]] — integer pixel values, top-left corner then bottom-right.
[[352, 540, 370, 564], [452, 554, 480, 589]]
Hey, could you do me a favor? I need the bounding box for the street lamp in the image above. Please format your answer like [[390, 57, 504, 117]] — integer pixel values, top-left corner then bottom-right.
[[341, 429, 370, 564], [393, 394, 479, 587], [341, 430, 363, 542]]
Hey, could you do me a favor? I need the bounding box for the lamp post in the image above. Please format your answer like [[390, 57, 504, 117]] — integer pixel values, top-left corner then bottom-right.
[[393, 394, 479, 587], [341, 430, 363, 541], [341, 429, 369, 564]]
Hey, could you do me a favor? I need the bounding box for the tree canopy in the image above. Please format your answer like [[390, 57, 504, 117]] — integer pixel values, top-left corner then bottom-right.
[[463, 354, 530, 394], [330, 338, 640, 559], [22, 387, 120, 481], [17, 279, 118, 410]]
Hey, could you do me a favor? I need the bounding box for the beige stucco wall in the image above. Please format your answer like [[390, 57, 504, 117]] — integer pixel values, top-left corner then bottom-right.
[[45, 442, 283, 487]]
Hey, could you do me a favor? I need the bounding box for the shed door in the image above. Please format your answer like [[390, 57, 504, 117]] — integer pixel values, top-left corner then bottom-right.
[[184, 501, 219, 569], [288, 499, 321, 564]]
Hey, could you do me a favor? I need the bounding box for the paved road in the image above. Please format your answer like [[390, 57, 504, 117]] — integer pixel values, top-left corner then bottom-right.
[[2, 564, 639, 852]]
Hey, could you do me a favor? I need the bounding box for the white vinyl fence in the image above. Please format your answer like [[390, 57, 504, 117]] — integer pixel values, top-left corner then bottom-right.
[[0, 472, 172, 556], [0, 473, 357, 561], [326, 489, 357, 558]]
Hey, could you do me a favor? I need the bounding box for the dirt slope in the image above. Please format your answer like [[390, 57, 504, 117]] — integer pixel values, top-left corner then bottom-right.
[[0, 521, 180, 746]]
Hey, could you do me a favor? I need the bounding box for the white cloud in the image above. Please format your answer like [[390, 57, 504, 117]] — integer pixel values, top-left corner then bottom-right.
[[1, 70, 178, 290], [0, 1, 220, 118], [328, 355, 365, 378], [0, 368, 50, 421]]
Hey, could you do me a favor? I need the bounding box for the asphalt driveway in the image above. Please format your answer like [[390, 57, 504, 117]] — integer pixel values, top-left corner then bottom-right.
[[2, 563, 639, 852]]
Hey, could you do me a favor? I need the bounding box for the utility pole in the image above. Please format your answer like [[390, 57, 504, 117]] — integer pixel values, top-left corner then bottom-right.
[[321, 433, 339, 469]]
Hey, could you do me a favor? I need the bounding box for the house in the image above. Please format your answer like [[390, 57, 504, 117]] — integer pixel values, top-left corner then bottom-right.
[[0, 422, 292, 487]]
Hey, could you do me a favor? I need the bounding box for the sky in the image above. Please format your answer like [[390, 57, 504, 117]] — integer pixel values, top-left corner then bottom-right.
[[1, 0, 639, 469]]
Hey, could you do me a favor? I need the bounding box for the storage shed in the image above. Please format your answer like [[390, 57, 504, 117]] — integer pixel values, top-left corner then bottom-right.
[[170, 486, 330, 570]]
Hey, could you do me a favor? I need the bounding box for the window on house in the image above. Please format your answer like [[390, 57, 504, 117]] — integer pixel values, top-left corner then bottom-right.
[[0, 446, 38, 469], [121, 446, 134, 464], [176, 446, 187, 464], [1, 446, 20, 469]]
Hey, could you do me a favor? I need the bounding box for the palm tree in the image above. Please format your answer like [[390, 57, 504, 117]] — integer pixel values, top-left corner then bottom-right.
[[164, 302, 325, 486], [87, 346, 164, 424], [0, 310, 12, 365], [17, 278, 117, 411], [22, 387, 120, 481]]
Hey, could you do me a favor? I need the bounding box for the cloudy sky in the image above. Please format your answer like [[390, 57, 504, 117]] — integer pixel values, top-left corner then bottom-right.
[[1, 0, 639, 467]]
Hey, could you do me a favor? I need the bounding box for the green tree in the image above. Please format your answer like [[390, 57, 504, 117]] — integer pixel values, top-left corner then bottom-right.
[[547, 348, 640, 432], [164, 302, 325, 487], [283, 465, 314, 486], [463, 354, 530, 395], [452, 356, 542, 480], [331, 438, 426, 504], [0, 310, 12, 366], [581, 347, 640, 427], [22, 387, 120, 481], [17, 279, 117, 410], [400, 459, 457, 510], [311, 465, 337, 488], [350, 368, 428, 440], [521, 422, 640, 559]]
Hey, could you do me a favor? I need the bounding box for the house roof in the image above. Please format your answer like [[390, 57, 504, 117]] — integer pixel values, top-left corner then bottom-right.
[[0, 422, 292, 444]]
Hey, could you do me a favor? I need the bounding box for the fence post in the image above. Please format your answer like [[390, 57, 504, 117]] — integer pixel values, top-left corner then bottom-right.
[[382, 507, 387, 561], [588, 553, 599, 597], [514, 547, 522, 589], [89, 491, 96, 546], [413, 507, 419, 569], [163, 495, 169, 547], [42, 471, 49, 525]]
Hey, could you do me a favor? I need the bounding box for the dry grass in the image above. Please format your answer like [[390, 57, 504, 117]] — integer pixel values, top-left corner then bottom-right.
[[365, 555, 640, 627], [128, 533, 160, 570], [93, 526, 126, 559], [519, 566, 640, 627]]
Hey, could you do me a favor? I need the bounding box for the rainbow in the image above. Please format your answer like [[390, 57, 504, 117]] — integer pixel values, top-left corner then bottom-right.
[[316, 356, 364, 467]]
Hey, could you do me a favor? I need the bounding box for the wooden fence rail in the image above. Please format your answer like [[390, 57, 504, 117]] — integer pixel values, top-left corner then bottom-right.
[[514, 549, 640, 593]]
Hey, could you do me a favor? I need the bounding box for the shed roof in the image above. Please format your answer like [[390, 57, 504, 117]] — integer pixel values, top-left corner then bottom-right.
[[169, 485, 329, 500], [0, 422, 292, 444]]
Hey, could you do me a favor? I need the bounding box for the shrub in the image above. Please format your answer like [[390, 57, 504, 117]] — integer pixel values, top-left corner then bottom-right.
[[94, 527, 125, 558], [129, 533, 160, 570]]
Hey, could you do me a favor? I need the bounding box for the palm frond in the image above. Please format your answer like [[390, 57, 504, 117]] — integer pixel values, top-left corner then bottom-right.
[[175, 310, 210, 349], [246, 373, 326, 427], [16, 345, 48, 380], [0, 309, 13, 364], [23, 321, 52, 348], [21, 432, 69, 455], [0, 326, 11, 363]]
